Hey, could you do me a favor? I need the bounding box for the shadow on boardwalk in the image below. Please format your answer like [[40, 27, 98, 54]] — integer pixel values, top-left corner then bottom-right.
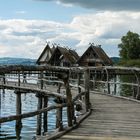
[[58, 93, 140, 140]]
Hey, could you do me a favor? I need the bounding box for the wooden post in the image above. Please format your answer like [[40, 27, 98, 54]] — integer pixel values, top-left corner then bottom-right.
[[137, 81, 140, 100], [15, 91, 22, 120], [56, 84, 63, 131], [65, 73, 74, 127], [36, 94, 42, 135], [43, 96, 48, 133], [77, 73, 81, 99], [3, 74, 6, 84], [2, 74, 5, 93], [40, 71, 44, 89], [36, 71, 44, 135], [93, 70, 97, 91], [57, 72, 73, 127], [84, 68, 90, 112], [105, 69, 110, 94], [133, 70, 139, 99], [18, 72, 20, 87], [114, 74, 117, 95], [15, 91, 22, 140], [135, 71, 140, 100]]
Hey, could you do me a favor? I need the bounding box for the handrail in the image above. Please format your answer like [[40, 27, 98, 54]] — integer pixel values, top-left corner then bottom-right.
[[0, 104, 67, 123]]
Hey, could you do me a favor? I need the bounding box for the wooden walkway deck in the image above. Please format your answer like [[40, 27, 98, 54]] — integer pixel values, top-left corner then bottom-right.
[[58, 93, 140, 140]]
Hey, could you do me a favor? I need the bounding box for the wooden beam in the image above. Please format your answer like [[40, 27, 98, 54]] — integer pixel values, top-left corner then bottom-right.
[[36, 94, 43, 135], [56, 83, 63, 131], [0, 104, 66, 123], [43, 96, 48, 133], [15, 91, 22, 140], [84, 68, 90, 111]]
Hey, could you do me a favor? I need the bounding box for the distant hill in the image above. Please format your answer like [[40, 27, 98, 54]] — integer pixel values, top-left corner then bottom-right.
[[0, 57, 120, 66], [110, 57, 120, 64], [0, 57, 36, 65]]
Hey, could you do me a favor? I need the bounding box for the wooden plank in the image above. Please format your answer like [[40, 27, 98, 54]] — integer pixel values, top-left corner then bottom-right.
[[57, 93, 140, 140]]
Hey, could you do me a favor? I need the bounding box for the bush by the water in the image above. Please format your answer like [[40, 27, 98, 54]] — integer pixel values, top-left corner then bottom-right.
[[118, 59, 140, 67]]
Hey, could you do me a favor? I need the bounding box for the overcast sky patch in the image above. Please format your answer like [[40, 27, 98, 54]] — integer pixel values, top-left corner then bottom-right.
[[38, 0, 140, 11]]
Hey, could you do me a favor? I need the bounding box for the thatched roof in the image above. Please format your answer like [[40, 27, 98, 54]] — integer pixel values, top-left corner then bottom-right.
[[77, 44, 113, 66], [48, 46, 79, 65], [36, 44, 55, 64]]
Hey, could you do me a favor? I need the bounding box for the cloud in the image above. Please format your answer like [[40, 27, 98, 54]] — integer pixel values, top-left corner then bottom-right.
[[0, 19, 69, 58], [69, 11, 140, 56], [38, 0, 140, 11], [1, 11, 140, 58]]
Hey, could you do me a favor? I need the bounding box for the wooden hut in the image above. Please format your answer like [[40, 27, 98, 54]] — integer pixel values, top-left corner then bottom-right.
[[36, 44, 55, 65], [48, 46, 79, 67], [77, 44, 113, 66]]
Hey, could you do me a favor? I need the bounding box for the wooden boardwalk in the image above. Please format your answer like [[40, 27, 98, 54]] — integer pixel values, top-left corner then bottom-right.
[[58, 93, 140, 140]]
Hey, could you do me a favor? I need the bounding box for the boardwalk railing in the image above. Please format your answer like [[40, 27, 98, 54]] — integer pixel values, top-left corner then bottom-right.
[[0, 65, 91, 139], [0, 65, 140, 139], [89, 66, 140, 100]]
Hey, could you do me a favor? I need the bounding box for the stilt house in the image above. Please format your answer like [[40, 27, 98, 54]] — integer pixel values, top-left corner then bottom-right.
[[77, 44, 112, 66], [48, 46, 79, 67]]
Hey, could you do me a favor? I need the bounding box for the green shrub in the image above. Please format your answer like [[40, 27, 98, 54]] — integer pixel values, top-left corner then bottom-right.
[[118, 59, 140, 67]]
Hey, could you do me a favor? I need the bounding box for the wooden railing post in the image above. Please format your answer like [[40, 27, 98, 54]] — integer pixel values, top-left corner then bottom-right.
[[114, 74, 117, 95], [2, 74, 5, 93], [15, 91, 22, 140], [137, 78, 140, 100], [56, 83, 63, 131], [36, 94, 43, 135], [18, 72, 20, 87], [84, 68, 90, 111], [40, 71, 44, 89], [43, 96, 48, 133], [36, 71, 44, 135], [78, 73, 81, 94], [57, 72, 74, 127], [3, 74, 6, 85], [105, 68, 110, 94], [65, 72, 74, 127], [135, 71, 140, 100], [93, 70, 97, 90]]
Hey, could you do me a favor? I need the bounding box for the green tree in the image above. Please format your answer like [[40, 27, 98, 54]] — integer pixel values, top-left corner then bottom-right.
[[118, 31, 140, 59]]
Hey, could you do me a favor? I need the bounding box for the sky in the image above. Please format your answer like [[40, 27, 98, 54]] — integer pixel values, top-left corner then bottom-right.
[[0, 0, 140, 59]]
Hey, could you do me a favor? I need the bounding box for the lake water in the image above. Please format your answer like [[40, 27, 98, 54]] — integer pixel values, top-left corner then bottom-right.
[[0, 89, 67, 140]]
